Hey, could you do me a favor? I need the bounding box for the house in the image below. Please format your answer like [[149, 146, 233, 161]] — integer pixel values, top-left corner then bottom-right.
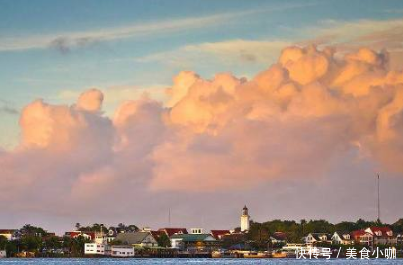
[[331, 231, 353, 245], [397, 234, 403, 245], [64, 231, 96, 242], [158, 228, 188, 237], [106, 228, 118, 243], [84, 243, 110, 255], [210, 230, 231, 240], [190, 228, 204, 234], [269, 232, 287, 246], [115, 231, 158, 248], [170, 233, 218, 251], [364, 227, 397, 245], [351, 230, 373, 246], [0, 229, 18, 240], [111, 245, 134, 257], [0, 250, 6, 258], [305, 233, 331, 246]]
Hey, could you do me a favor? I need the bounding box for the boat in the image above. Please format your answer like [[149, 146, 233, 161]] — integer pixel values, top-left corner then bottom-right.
[[243, 251, 270, 258], [271, 250, 287, 258]]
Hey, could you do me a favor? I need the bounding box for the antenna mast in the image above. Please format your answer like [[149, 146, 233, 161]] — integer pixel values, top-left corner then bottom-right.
[[377, 174, 380, 223], [169, 208, 171, 227]]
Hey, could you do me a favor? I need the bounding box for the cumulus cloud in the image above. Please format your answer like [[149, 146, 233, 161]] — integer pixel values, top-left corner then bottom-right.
[[1, 45, 403, 221]]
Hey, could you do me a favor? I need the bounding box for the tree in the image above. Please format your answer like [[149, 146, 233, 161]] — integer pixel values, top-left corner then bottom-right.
[[0, 235, 7, 250], [157, 233, 171, 247], [75, 223, 81, 231]]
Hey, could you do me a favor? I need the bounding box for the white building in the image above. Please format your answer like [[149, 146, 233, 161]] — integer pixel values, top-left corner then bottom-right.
[[84, 243, 110, 255], [0, 230, 17, 241], [305, 233, 331, 246], [111, 245, 135, 257], [331, 232, 353, 245], [190, 228, 204, 234], [0, 250, 6, 258], [241, 205, 250, 232]]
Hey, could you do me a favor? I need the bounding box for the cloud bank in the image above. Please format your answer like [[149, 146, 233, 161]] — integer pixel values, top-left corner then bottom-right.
[[1, 45, 403, 220]]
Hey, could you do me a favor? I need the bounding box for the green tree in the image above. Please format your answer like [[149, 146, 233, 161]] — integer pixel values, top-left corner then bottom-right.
[[157, 233, 171, 247]]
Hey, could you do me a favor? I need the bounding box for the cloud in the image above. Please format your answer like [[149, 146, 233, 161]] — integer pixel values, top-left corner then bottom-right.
[[137, 40, 290, 67], [135, 17, 403, 74], [0, 100, 19, 115], [0, 3, 311, 53], [2, 45, 403, 226]]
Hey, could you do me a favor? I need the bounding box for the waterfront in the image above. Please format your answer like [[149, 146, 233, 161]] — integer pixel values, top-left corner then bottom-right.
[[0, 259, 402, 265]]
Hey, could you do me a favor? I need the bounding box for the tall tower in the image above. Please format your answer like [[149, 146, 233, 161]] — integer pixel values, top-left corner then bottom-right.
[[241, 205, 250, 232]]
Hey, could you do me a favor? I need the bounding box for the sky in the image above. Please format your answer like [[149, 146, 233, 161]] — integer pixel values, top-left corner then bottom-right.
[[1, 0, 403, 234]]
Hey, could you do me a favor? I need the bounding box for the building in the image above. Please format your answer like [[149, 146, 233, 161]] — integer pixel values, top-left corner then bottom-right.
[[115, 231, 158, 248], [269, 232, 287, 246], [65, 231, 96, 242], [304, 233, 331, 246], [84, 243, 110, 255], [111, 245, 135, 257], [364, 227, 397, 245], [210, 230, 231, 240], [170, 233, 218, 251], [158, 228, 188, 237], [351, 230, 373, 246], [0, 250, 6, 258], [241, 205, 250, 232], [331, 231, 353, 245], [0, 229, 18, 240], [190, 228, 204, 234]]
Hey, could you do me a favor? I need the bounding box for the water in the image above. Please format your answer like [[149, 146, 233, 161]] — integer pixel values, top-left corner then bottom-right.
[[0, 259, 401, 265]]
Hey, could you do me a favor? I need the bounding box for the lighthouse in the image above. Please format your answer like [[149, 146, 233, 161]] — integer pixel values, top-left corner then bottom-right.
[[241, 205, 250, 232]]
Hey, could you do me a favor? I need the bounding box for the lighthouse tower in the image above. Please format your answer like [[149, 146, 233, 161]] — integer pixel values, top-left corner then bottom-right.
[[241, 205, 250, 232]]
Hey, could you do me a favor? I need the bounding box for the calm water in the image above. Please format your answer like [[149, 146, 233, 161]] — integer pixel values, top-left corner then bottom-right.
[[0, 259, 401, 265]]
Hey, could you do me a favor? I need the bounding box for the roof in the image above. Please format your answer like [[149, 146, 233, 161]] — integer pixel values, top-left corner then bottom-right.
[[0, 229, 17, 234], [333, 231, 351, 240], [65, 231, 95, 240], [170, 233, 216, 242], [158, 228, 188, 237], [211, 230, 231, 239], [271, 232, 287, 241], [116, 232, 152, 245], [308, 233, 331, 241], [150, 230, 165, 239], [368, 227, 393, 236], [351, 230, 372, 238]]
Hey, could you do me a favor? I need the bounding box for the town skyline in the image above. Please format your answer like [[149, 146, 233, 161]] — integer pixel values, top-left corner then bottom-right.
[[1, 0, 403, 235]]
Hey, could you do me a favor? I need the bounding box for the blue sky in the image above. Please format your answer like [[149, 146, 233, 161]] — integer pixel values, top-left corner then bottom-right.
[[1, 0, 403, 148]]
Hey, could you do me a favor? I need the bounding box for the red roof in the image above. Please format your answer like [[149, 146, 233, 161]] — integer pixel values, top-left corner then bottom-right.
[[368, 227, 392, 234], [351, 230, 372, 240], [151, 230, 165, 239], [65, 231, 95, 240], [158, 228, 188, 237], [211, 230, 231, 239]]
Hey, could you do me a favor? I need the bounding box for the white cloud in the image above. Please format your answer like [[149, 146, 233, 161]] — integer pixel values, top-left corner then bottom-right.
[[137, 39, 290, 67], [0, 3, 313, 52]]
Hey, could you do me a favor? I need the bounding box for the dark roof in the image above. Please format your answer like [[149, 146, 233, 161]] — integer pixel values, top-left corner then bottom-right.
[[271, 232, 287, 241], [170, 234, 216, 242], [0, 229, 17, 234], [309, 233, 331, 241], [116, 232, 152, 245]]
